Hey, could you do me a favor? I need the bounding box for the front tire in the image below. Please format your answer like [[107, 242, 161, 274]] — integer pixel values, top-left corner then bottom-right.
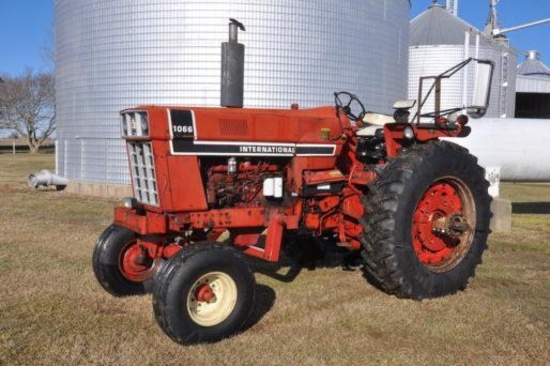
[[92, 224, 160, 296], [153, 243, 256, 345], [361, 141, 491, 299]]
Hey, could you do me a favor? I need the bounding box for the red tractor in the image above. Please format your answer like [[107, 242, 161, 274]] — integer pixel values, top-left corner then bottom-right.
[[92, 24, 494, 344]]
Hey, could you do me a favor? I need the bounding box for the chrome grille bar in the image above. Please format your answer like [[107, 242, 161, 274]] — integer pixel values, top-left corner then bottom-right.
[[127, 141, 159, 206]]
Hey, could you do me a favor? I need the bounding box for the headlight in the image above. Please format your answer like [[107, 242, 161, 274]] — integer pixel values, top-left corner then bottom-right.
[[123, 197, 137, 209], [121, 111, 149, 136], [130, 115, 137, 135], [122, 115, 128, 135], [139, 112, 149, 134]]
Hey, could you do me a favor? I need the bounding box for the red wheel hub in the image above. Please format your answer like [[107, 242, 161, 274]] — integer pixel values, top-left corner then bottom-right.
[[120, 243, 156, 282], [412, 179, 474, 272], [195, 284, 215, 302]]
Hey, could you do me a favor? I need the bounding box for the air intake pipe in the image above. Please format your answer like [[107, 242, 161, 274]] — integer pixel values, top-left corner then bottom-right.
[[221, 18, 246, 108]]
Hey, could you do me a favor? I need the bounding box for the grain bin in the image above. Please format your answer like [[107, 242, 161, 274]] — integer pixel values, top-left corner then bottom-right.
[[408, 3, 516, 119], [55, 0, 411, 189]]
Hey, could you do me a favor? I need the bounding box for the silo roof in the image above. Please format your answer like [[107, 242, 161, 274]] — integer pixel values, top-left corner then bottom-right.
[[517, 52, 550, 78], [410, 4, 494, 47]]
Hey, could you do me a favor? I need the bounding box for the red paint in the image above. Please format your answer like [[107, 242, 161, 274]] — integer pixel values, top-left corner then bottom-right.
[[195, 284, 215, 302], [111, 103, 471, 264], [384, 122, 468, 157], [114, 208, 167, 234], [412, 181, 463, 266], [120, 243, 155, 282]]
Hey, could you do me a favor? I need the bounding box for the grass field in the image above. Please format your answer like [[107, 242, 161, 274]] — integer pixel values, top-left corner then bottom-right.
[[1, 153, 549, 365]]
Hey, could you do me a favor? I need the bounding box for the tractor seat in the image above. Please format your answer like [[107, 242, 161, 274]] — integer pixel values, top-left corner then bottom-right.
[[362, 112, 395, 126], [356, 112, 394, 137], [357, 100, 416, 136]]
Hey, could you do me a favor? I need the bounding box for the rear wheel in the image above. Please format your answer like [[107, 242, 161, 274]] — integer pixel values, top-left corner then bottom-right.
[[153, 243, 256, 345], [92, 225, 161, 296], [361, 141, 491, 299]]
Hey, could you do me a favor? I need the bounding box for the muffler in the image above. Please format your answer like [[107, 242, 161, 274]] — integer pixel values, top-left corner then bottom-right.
[[221, 18, 246, 108]]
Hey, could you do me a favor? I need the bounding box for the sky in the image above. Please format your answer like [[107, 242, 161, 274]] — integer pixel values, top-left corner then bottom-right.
[[0, 0, 549, 76], [412, 0, 550, 58]]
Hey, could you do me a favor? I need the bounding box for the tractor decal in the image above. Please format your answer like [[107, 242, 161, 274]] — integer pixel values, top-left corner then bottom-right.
[[170, 139, 336, 157], [169, 109, 196, 139]]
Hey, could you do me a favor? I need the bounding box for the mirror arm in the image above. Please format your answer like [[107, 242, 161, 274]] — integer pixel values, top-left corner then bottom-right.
[[414, 58, 495, 124]]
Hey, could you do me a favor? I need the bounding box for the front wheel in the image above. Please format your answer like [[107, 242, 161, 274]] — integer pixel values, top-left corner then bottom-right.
[[153, 243, 256, 345], [92, 225, 161, 296], [361, 141, 491, 299]]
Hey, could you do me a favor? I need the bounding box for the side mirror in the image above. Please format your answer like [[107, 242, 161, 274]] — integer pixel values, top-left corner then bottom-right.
[[467, 60, 494, 119]]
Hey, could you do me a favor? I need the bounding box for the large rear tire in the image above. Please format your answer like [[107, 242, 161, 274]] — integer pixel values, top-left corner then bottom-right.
[[153, 243, 256, 345], [361, 141, 491, 299], [92, 225, 160, 296]]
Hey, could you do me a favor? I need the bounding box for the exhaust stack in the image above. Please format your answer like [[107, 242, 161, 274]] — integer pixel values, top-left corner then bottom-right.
[[221, 18, 246, 108]]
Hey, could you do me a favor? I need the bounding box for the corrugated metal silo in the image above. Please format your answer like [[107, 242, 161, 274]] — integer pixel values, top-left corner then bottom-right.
[[54, 0, 411, 189], [408, 4, 516, 119], [515, 51, 550, 118], [516, 51, 550, 93]]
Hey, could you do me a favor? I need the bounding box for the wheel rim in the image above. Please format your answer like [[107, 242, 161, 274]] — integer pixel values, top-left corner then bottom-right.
[[119, 242, 160, 282], [412, 177, 476, 272], [186, 272, 238, 327]]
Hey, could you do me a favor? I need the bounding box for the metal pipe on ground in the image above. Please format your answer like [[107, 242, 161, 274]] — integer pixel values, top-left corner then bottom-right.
[[27, 170, 69, 190]]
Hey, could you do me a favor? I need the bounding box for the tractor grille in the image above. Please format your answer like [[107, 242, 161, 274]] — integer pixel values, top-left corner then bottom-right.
[[218, 118, 248, 137], [127, 141, 159, 206]]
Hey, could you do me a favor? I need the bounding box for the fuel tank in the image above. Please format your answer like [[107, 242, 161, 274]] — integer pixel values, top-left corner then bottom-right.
[[448, 118, 550, 181]]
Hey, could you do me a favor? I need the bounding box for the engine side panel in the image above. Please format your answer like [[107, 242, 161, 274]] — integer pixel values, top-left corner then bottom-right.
[[167, 155, 208, 211], [128, 105, 349, 213]]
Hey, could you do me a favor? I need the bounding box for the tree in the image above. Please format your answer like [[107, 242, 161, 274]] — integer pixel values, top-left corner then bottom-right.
[[0, 70, 55, 153], [8, 131, 20, 139]]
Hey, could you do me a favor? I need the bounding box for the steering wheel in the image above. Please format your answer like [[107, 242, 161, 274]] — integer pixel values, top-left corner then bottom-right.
[[334, 91, 366, 122]]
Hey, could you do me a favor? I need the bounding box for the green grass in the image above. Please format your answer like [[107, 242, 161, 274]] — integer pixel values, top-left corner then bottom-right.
[[0, 154, 549, 365]]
